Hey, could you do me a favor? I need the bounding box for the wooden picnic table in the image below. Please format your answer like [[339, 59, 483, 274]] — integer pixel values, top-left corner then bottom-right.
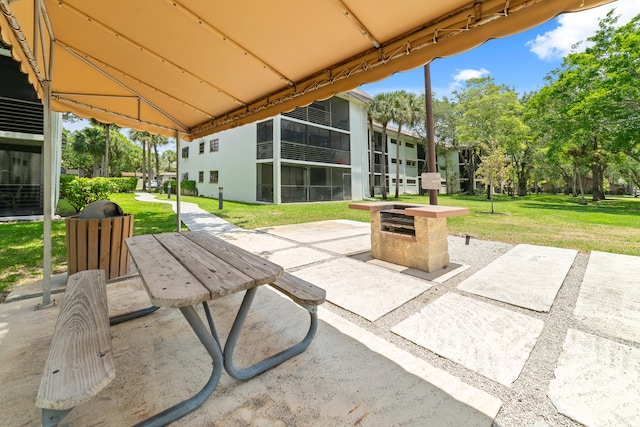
[[125, 231, 323, 427]]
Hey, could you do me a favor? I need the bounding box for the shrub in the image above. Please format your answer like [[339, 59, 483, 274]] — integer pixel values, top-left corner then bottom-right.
[[108, 177, 137, 193], [59, 175, 77, 198], [65, 177, 112, 212], [180, 180, 198, 196], [162, 180, 197, 196]]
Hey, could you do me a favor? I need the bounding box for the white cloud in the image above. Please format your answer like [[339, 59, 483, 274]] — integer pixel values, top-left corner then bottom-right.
[[453, 68, 491, 81], [527, 0, 640, 61], [446, 67, 491, 93]]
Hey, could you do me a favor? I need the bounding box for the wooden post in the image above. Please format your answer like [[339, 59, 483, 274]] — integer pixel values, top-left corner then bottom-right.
[[424, 63, 438, 205]]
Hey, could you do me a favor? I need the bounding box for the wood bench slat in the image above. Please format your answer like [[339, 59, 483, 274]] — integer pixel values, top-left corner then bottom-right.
[[36, 270, 115, 411], [270, 272, 326, 306], [125, 234, 210, 307], [155, 233, 258, 298]]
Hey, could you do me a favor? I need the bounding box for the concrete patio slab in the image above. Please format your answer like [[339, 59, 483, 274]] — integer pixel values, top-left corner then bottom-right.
[[547, 329, 640, 426], [216, 229, 297, 254], [259, 246, 334, 270], [349, 251, 468, 283], [457, 244, 578, 312], [292, 257, 432, 321], [392, 293, 544, 386], [574, 251, 640, 344], [259, 219, 370, 243], [312, 233, 371, 255], [0, 279, 502, 426]]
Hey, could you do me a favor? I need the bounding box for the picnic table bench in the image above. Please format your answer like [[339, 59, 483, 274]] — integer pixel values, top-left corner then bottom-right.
[[36, 270, 114, 427], [36, 232, 325, 427]]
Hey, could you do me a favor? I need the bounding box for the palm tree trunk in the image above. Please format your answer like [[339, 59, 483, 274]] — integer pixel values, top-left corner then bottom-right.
[[147, 142, 152, 189], [141, 141, 147, 191], [368, 121, 375, 198], [381, 128, 388, 200], [104, 124, 110, 178], [395, 128, 401, 199]]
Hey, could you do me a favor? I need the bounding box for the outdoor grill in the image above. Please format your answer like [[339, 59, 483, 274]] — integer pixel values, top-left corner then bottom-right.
[[350, 202, 469, 273], [380, 206, 417, 236]]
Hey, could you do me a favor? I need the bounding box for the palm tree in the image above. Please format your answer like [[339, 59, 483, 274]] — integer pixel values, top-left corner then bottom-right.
[[390, 90, 422, 198], [150, 134, 169, 185], [366, 107, 376, 197], [72, 127, 105, 177], [367, 93, 394, 200], [129, 130, 153, 191], [369, 93, 393, 200], [90, 118, 118, 177]]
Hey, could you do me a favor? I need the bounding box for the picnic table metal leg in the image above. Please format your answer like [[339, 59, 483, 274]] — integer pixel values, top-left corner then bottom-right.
[[109, 306, 160, 326], [133, 303, 223, 427], [224, 287, 319, 380]]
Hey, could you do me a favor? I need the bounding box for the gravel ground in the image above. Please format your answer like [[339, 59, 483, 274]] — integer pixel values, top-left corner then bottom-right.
[[292, 234, 590, 427]]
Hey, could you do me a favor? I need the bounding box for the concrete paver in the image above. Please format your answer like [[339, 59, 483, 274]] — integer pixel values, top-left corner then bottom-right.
[[217, 229, 297, 254], [547, 329, 640, 426], [574, 251, 640, 344], [259, 246, 334, 270], [292, 257, 432, 321], [258, 219, 370, 243], [392, 293, 545, 386], [312, 233, 372, 254], [457, 244, 578, 312]]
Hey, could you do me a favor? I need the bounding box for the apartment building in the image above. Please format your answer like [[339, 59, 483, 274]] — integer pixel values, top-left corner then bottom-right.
[[180, 90, 460, 204]]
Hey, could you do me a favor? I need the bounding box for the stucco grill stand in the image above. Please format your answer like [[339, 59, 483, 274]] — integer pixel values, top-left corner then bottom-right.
[[349, 202, 468, 272]]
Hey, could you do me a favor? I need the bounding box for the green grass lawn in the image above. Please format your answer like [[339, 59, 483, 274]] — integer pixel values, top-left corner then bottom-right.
[[1, 192, 639, 295]]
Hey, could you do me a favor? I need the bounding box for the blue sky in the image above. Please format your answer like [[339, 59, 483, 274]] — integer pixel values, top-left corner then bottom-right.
[[359, 0, 640, 99]]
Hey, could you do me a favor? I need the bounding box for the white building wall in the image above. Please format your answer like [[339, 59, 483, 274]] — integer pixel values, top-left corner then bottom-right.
[[182, 122, 261, 203], [386, 134, 420, 195], [347, 95, 367, 201], [179, 93, 372, 205]]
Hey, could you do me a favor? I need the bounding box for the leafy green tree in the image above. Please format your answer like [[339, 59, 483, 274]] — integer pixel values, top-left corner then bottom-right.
[[527, 12, 640, 202], [476, 140, 513, 213], [108, 133, 142, 177], [454, 77, 528, 196], [72, 127, 105, 177]]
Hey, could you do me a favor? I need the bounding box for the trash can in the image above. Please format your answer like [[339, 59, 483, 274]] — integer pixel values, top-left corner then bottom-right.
[[66, 200, 134, 280]]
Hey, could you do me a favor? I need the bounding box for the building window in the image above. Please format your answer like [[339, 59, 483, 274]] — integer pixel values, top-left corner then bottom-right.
[[391, 158, 403, 164], [390, 139, 397, 144], [209, 139, 219, 152], [209, 170, 219, 183], [405, 142, 415, 148], [199, 142, 205, 154], [257, 120, 273, 143], [198, 171, 204, 183], [280, 119, 350, 165], [181, 147, 189, 158], [406, 160, 417, 167], [407, 178, 417, 184], [182, 172, 189, 181]]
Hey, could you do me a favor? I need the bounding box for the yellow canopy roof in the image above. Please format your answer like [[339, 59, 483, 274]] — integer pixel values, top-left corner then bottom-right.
[[1, 0, 615, 141]]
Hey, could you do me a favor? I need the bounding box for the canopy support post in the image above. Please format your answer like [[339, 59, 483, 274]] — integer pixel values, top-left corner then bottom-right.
[[39, 79, 53, 308], [175, 130, 181, 232]]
